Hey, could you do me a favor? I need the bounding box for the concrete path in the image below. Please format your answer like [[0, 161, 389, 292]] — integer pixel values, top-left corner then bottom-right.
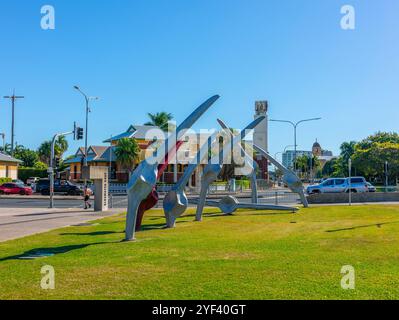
[[0, 207, 123, 242]]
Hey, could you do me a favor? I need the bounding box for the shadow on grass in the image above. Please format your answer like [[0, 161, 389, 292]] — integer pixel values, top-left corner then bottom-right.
[[202, 211, 296, 218], [60, 231, 123, 236], [0, 241, 119, 262], [326, 221, 399, 233]]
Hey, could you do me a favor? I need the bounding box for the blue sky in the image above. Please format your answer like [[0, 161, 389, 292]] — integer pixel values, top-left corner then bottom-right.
[[0, 0, 398, 159]]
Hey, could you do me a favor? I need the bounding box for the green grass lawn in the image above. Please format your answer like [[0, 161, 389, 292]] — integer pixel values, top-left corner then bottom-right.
[[1, 205, 399, 300]]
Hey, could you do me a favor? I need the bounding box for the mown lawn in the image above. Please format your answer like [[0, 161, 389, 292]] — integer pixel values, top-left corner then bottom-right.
[[1, 205, 399, 300]]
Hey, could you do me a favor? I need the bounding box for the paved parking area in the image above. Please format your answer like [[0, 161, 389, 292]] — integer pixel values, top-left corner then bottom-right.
[[0, 207, 122, 242]]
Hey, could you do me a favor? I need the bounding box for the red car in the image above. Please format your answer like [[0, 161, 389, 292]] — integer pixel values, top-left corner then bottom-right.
[[0, 183, 33, 195]]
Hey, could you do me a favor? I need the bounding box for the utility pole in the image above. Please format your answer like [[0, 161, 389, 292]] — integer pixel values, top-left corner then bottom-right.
[[3, 90, 24, 156]]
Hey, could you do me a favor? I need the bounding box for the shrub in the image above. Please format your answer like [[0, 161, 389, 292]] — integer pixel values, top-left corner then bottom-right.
[[18, 168, 48, 183], [0, 177, 12, 185]]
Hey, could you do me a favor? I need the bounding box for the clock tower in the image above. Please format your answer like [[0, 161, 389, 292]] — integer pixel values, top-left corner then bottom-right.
[[254, 101, 269, 179]]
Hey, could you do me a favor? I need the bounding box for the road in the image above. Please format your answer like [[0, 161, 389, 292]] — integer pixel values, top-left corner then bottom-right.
[[0, 192, 300, 209], [0, 195, 129, 209]]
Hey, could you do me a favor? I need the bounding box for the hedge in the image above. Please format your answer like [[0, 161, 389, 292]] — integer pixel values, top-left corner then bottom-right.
[[18, 168, 48, 183]]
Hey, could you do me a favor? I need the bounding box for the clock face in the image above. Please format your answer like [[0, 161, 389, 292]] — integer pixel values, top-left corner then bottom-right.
[[255, 101, 267, 114]]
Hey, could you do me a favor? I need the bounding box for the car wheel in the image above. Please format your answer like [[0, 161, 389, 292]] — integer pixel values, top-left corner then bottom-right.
[[19, 190, 25, 195], [0, 190, 4, 195], [41, 190, 50, 196], [312, 190, 321, 194]]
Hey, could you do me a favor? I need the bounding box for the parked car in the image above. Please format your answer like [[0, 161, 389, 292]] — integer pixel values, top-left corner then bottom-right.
[[0, 183, 33, 195], [307, 177, 370, 194], [35, 179, 50, 193], [26, 177, 41, 186], [366, 182, 376, 192], [39, 180, 85, 196]]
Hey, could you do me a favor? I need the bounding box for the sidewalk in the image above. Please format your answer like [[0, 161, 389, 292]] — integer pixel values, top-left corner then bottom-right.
[[0, 207, 122, 242]]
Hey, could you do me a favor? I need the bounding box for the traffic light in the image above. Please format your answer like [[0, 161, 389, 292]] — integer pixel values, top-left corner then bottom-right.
[[54, 157, 60, 168], [77, 127, 84, 140], [74, 122, 84, 140]]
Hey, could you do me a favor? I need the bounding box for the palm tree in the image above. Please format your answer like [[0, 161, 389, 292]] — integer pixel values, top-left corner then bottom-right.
[[145, 112, 174, 131], [37, 136, 69, 165], [38, 141, 52, 165], [56, 136, 69, 158], [0, 143, 11, 154], [114, 138, 140, 178]]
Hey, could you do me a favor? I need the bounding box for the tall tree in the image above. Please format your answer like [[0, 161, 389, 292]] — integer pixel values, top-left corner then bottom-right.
[[13, 145, 39, 167], [0, 143, 12, 155], [37, 136, 69, 165], [38, 141, 52, 165], [115, 138, 140, 177], [145, 112, 174, 131], [294, 154, 320, 179]]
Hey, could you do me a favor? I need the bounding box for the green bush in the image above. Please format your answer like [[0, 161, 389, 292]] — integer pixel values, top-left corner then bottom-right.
[[236, 179, 250, 189], [18, 168, 48, 183], [0, 177, 12, 185]]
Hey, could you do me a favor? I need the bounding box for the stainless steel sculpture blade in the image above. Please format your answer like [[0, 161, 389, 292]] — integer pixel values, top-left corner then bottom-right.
[[125, 95, 220, 241], [195, 116, 265, 222], [252, 144, 309, 208], [190, 195, 298, 214], [163, 136, 214, 228], [217, 118, 259, 204]]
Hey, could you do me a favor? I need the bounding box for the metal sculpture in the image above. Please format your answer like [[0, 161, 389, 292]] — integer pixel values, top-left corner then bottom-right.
[[163, 135, 214, 228], [125, 95, 220, 241], [190, 195, 298, 214], [135, 140, 184, 231], [195, 116, 265, 222], [216, 119, 258, 204], [252, 144, 309, 207]]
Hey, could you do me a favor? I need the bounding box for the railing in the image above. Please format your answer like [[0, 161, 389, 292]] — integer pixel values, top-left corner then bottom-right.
[[375, 186, 399, 193], [258, 191, 300, 205]]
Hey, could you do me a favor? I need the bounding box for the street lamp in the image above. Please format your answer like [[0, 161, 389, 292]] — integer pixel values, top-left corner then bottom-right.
[[0, 133, 5, 152], [270, 118, 321, 171], [73, 86, 99, 166]]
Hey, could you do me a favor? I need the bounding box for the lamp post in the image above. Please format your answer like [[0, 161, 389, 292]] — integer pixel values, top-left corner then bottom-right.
[[348, 158, 352, 206], [73, 86, 99, 167], [270, 118, 321, 172], [0, 133, 5, 152]]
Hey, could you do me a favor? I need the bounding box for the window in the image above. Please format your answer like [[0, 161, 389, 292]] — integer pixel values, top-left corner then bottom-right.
[[351, 178, 364, 184], [335, 179, 345, 185], [323, 180, 334, 186]]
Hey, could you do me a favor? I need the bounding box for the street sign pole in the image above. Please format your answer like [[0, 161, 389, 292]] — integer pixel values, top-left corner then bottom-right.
[[49, 132, 72, 208]]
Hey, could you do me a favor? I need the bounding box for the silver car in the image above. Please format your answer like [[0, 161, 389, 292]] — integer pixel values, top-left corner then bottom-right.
[[307, 177, 369, 194]]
